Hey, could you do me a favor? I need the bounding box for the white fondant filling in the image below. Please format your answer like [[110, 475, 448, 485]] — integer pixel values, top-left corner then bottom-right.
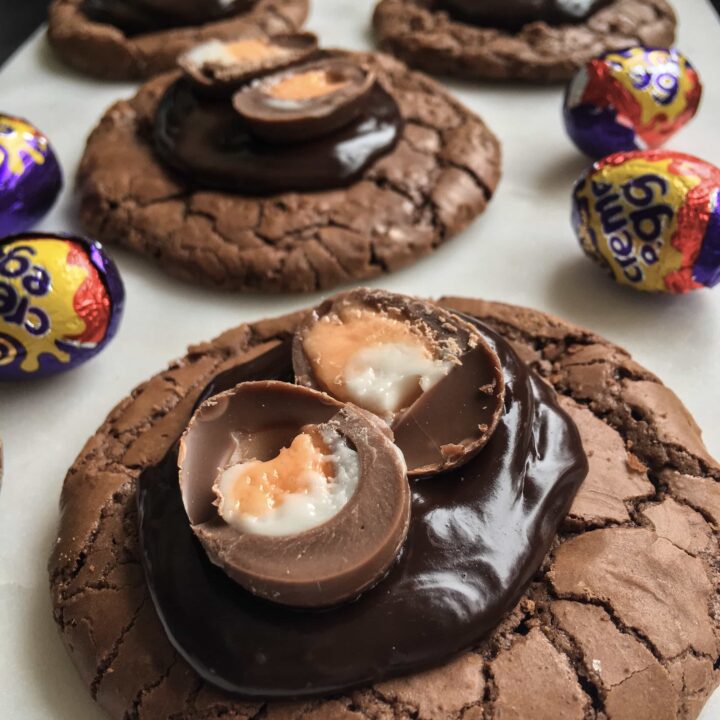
[[343, 342, 452, 415], [215, 428, 359, 537], [184, 40, 238, 69]]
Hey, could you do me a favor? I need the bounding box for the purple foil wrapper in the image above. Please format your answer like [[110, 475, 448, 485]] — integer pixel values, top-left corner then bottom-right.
[[693, 189, 720, 288], [0, 114, 63, 236]]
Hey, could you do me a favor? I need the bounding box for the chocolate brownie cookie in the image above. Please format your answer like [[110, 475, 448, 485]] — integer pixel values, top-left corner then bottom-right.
[[47, 0, 309, 80], [77, 53, 501, 292], [373, 0, 677, 83], [49, 296, 719, 719]]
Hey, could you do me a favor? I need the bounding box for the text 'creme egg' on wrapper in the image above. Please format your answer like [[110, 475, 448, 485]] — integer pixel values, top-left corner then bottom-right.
[[0, 114, 62, 235], [564, 47, 702, 159], [0, 233, 124, 380], [572, 150, 720, 294]]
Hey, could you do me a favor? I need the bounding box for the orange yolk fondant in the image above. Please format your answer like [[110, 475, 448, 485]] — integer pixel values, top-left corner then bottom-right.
[[227, 38, 287, 62], [219, 432, 332, 517], [269, 70, 350, 102], [302, 309, 433, 404]]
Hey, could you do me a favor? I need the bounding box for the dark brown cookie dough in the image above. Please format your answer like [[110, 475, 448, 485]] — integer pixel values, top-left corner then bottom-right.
[[77, 53, 501, 292], [373, 0, 677, 83], [49, 297, 720, 720], [47, 0, 309, 80]]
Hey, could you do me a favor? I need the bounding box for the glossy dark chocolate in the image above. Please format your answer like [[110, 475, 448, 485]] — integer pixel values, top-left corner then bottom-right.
[[139, 318, 588, 698], [438, 0, 612, 30], [179, 380, 411, 608], [293, 288, 505, 477], [137, 0, 250, 23], [233, 59, 376, 143], [153, 76, 403, 194], [82, 0, 253, 36]]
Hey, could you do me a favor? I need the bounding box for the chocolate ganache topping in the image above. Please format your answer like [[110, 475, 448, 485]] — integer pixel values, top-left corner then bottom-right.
[[154, 47, 403, 194], [82, 0, 255, 36], [138, 292, 588, 698], [438, 0, 613, 30]]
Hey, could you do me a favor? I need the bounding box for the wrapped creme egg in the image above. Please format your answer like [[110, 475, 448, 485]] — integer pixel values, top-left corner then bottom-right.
[[572, 150, 720, 293], [564, 47, 702, 159], [0, 114, 63, 235], [0, 233, 124, 380]]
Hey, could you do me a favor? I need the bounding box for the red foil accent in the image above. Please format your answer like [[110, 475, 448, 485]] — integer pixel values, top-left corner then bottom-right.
[[584, 60, 643, 134], [665, 154, 720, 292], [583, 60, 702, 148], [66, 242, 111, 345]]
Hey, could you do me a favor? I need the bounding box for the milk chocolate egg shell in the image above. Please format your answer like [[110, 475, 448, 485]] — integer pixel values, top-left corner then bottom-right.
[[572, 150, 720, 293], [0, 114, 62, 237], [180, 33, 318, 91], [0, 233, 124, 380], [179, 380, 410, 608], [564, 47, 702, 159], [293, 288, 505, 477], [233, 58, 376, 143]]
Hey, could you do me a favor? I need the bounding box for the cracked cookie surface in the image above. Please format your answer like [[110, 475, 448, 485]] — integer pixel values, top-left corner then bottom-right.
[[372, 0, 677, 82], [76, 52, 501, 293], [48, 297, 719, 719], [47, 0, 309, 80]]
